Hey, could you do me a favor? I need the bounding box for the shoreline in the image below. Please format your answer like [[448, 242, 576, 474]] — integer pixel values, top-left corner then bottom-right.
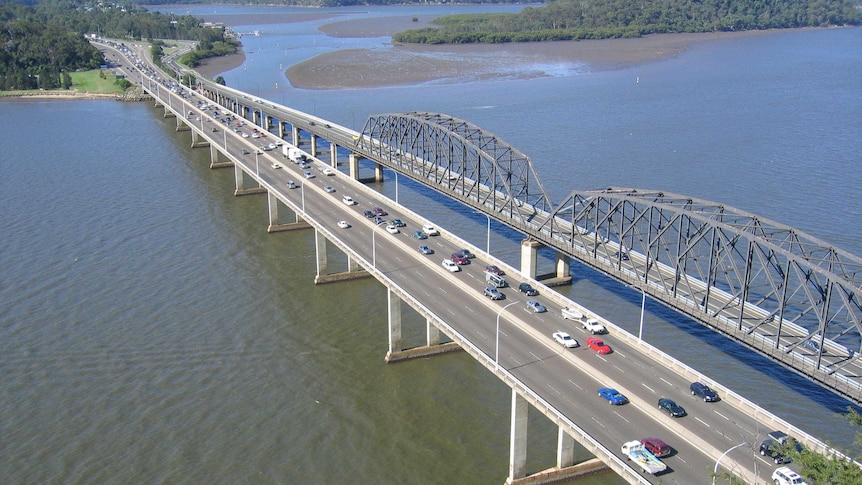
[[286, 29, 781, 90], [189, 10, 798, 90]]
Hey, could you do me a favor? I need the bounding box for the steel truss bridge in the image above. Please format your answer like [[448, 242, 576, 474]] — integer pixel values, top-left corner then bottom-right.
[[356, 111, 862, 403]]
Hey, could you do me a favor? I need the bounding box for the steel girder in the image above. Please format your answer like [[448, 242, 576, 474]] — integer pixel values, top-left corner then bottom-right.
[[542, 187, 862, 370], [356, 112, 552, 219]]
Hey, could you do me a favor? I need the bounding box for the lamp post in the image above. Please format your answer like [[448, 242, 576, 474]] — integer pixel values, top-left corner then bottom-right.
[[474, 210, 491, 254], [255, 150, 260, 176], [712, 442, 748, 485], [393, 170, 399, 204], [627, 284, 646, 341], [495, 301, 520, 370]]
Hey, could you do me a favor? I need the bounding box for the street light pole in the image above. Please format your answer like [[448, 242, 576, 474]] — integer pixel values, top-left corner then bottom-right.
[[393, 170, 399, 204], [474, 211, 491, 254], [495, 301, 520, 370], [712, 442, 748, 485], [255, 151, 260, 176], [638, 287, 645, 341]]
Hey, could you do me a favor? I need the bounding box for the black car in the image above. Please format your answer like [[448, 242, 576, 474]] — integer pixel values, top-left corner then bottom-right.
[[658, 398, 687, 417], [363, 210, 374, 218], [690, 381, 719, 402], [457, 248, 475, 259], [518, 282, 538, 296], [759, 439, 791, 464]]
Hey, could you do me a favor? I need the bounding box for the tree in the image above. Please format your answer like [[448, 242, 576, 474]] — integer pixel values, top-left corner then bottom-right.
[[778, 408, 862, 485]]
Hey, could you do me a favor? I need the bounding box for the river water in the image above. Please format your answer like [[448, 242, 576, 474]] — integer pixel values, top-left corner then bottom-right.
[[1, 6, 861, 484]]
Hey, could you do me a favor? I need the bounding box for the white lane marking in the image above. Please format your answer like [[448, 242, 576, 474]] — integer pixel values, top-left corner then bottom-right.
[[567, 379, 583, 391], [641, 383, 655, 393], [695, 416, 711, 427], [660, 377, 674, 387], [591, 416, 606, 428], [612, 364, 625, 372], [595, 354, 608, 362], [547, 384, 561, 395], [613, 411, 630, 423], [714, 410, 730, 421], [465, 305, 476, 314]]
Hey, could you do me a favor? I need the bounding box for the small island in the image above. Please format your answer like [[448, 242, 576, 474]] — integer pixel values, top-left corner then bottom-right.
[[392, 0, 861, 44]]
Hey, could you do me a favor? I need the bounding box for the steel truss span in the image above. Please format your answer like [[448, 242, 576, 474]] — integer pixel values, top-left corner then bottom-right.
[[543, 187, 862, 400], [358, 113, 862, 403], [356, 111, 553, 219]]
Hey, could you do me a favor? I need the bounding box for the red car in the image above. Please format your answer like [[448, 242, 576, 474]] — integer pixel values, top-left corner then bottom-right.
[[586, 337, 612, 354], [641, 438, 672, 458], [451, 253, 469, 265]]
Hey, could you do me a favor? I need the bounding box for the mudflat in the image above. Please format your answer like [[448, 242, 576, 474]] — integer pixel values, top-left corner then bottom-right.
[[194, 11, 783, 89]]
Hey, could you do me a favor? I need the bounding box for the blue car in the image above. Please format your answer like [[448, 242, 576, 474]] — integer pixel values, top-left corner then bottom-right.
[[598, 387, 627, 405]]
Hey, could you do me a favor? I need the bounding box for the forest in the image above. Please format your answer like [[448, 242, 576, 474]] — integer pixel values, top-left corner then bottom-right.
[[392, 0, 862, 44], [0, 0, 236, 91]]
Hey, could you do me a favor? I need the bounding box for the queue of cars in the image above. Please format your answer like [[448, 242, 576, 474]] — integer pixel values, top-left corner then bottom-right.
[[255, 140, 806, 482]]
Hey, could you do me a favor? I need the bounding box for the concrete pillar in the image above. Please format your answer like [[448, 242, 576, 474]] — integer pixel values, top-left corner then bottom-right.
[[508, 390, 528, 482], [191, 130, 209, 148], [347, 254, 360, 272], [555, 251, 570, 279], [310, 134, 318, 156], [292, 126, 301, 147], [330, 143, 338, 167], [348, 153, 360, 180], [314, 230, 328, 277], [278, 121, 285, 140], [374, 163, 384, 182], [268, 192, 279, 226], [520, 238, 541, 279], [176, 117, 190, 132], [427, 320, 440, 346], [556, 427, 575, 468], [253, 109, 260, 126], [387, 289, 403, 355], [263, 114, 271, 132], [234, 164, 244, 192]]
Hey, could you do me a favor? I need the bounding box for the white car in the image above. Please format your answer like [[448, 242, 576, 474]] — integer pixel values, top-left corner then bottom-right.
[[323, 168, 334, 176], [304, 171, 315, 179], [553, 332, 579, 348], [441, 260, 460, 272], [337, 221, 350, 229], [271, 162, 281, 169], [422, 223, 439, 236], [385, 225, 400, 234], [324, 185, 335, 193], [772, 467, 807, 485], [342, 195, 355, 205]]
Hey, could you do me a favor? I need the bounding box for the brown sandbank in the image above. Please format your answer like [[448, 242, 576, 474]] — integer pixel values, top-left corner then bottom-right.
[[192, 11, 783, 89]]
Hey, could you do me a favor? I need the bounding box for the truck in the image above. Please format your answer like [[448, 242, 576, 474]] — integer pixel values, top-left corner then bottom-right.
[[561, 307, 606, 334], [283, 145, 306, 163], [621, 440, 667, 475]]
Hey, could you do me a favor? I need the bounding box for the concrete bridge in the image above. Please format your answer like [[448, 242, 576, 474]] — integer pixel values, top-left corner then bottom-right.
[[96, 39, 861, 484]]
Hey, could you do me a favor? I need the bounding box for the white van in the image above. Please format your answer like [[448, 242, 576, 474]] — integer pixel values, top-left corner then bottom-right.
[[485, 272, 507, 288], [422, 223, 439, 236]]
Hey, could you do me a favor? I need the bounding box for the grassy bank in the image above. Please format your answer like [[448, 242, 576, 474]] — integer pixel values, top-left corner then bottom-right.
[[1, 69, 126, 97]]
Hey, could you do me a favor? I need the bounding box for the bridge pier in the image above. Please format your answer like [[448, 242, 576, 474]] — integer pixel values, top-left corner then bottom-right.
[[190, 129, 210, 148], [292, 126, 300, 148], [330, 143, 338, 168], [508, 390, 529, 483], [267, 192, 310, 233], [210, 146, 233, 169], [233, 164, 265, 196], [348, 154, 360, 180], [520, 239, 542, 279], [374, 163, 384, 182], [384, 292, 461, 363], [176, 116, 190, 132], [310, 134, 318, 157], [311, 229, 371, 284]]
